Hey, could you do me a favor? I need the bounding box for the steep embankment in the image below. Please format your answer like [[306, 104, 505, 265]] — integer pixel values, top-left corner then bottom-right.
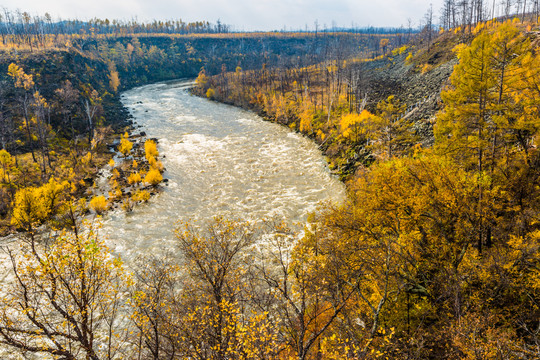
[[340, 54, 455, 145], [0, 50, 130, 135], [90, 32, 400, 90], [358, 33, 460, 143]]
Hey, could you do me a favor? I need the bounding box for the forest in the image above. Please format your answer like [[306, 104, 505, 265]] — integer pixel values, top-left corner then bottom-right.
[[0, 1, 540, 359]]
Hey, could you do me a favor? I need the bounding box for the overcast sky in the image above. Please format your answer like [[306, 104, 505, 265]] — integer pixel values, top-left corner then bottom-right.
[[2, 0, 446, 31]]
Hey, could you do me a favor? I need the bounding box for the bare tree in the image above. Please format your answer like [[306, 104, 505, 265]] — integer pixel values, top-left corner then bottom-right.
[[424, 4, 434, 50], [0, 220, 132, 359], [441, 0, 457, 29]]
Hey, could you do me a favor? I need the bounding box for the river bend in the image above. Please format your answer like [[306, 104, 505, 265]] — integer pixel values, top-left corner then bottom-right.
[[101, 80, 346, 259]]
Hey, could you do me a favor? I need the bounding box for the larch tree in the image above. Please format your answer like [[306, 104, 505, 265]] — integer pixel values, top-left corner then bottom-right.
[[254, 222, 356, 360], [435, 21, 540, 250], [367, 96, 409, 160]]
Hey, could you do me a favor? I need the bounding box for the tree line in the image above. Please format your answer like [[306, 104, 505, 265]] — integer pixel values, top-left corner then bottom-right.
[[0, 7, 230, 50], [439, 0, 540, 30]]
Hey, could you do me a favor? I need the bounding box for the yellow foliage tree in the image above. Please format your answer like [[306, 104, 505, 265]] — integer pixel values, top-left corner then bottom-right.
[[368, 95, 409, 159], [144, 168, 162, 186], [11, 179, 68, 231], [132, 189, 150, 202], [89, 195, 108, 214], [0, 221, 131, 359], [108, 63, 120, 92], [169, 218, 281, 359], [0, 149, 14, 184], [435, 21, 540, 250], [118, 132, 133, 156], [195, 67, 208, 86], [144, 139, 158, 161], [380, 38, 390, 53], [7, 63, 34, 90], [298, 101, 315, 134], [127, 172, 142, 185], [339, 110, 373, 143]]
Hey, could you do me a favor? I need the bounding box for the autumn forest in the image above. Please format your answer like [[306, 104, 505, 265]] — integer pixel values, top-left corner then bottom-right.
[[0, 1, 540, 359]]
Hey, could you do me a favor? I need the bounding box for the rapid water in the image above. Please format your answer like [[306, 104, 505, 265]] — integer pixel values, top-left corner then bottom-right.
[[101, 80, 346, 260]]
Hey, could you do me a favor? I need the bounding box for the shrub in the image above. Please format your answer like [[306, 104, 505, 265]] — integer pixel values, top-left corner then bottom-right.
[[147, 156, 164, 172], [421, 63, 433, 74], [132, 189, 151, 202], [119, 133, 133, 156], [144, 140, 158, 160], [127, 172, 142, 185], [144, 168, 162, 186], [121, 198, 134, 212], [405, 52, 413, 64], [89, 195, 108, 214], [152, 160, 164, 172]]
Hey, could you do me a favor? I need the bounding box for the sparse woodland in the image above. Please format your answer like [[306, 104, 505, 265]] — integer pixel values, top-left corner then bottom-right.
[[0, 2, 540, 359]]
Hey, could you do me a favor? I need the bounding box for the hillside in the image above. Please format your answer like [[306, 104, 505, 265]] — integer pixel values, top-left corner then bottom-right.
[[191, 20, 540, 358]]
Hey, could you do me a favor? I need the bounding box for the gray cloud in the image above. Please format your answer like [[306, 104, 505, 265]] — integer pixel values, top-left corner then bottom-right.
[[3, 0, 444, 31]]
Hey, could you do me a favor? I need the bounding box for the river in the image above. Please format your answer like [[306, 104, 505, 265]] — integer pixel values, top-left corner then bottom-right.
[[99, 80, 346, 260]]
